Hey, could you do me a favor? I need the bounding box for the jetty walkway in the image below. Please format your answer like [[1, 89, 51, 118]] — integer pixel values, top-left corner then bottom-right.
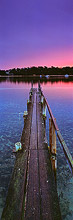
[[2, 86, 73, 220]]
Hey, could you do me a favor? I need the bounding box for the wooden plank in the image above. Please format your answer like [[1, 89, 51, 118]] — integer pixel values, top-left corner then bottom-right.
[[24, 150, 40, 220], [24, 90, 41, 219], [36, 92, 47, 150], [30, 91, 37, 150], [37, 91, 62, 220], [38, 150, 53, 220], [2, 88, 62, 220], [1, 91, 33, 220], [40, 89, 73, 172]]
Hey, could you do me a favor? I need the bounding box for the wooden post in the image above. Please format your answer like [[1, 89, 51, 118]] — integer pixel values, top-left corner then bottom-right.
[[29, 90, 32, 102], [43, 99, 47, 117], [49, 118, 53, 153], [41, 95, 43, 104], [52, 119, 56, 155], [38, 81, 41, 91], [49, 118, 56, 154], [51, 156, 57, 171], [49, 118, 57, 173]]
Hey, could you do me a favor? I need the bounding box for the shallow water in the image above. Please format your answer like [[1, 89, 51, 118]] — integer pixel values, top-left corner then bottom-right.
[[42, 81, 73, 220], [0, 79, 73, 219]]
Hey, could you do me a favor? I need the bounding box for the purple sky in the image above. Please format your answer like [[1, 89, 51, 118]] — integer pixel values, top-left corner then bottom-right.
[[0, 0, 73, 69]]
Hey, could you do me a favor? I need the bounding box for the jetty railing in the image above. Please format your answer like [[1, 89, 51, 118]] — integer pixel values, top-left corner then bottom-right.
[[38, 83, 73, 173]]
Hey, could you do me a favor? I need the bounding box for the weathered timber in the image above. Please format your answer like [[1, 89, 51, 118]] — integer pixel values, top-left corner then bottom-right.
[[49, 118, 56, 155], [1, 89, 35, 220], [37, 92, 61, 220], [40, 88, 73, 172], [23, 90, 62, 220], [2, 88, 62, 220], [24, 91, 40, 220]]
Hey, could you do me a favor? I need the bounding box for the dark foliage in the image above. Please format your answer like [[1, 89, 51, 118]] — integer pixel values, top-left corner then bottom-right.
[[0, 66, 73, 76]]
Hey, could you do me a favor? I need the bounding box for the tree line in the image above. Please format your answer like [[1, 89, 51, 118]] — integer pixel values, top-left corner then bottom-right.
[[0, 66, 73, 76]]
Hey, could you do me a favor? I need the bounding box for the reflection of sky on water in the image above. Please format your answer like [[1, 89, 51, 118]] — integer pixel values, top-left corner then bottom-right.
[[0, 80, 73, 219], [42, 82, 73, 220], [0, 82, 31, 218], [42, 82, 73, 155]]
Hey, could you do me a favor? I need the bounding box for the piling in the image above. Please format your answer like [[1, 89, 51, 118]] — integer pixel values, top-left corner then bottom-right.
[[1, 88, 62, 220]]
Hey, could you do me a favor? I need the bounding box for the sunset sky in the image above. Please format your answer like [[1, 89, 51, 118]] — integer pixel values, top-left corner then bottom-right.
[[0, 0, 73, 70]]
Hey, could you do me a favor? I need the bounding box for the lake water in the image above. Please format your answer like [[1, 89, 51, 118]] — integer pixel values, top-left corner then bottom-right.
[[0, 78, 73, 219]]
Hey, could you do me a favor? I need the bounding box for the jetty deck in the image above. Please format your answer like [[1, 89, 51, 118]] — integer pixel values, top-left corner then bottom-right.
[[2, 88, 62, 220]]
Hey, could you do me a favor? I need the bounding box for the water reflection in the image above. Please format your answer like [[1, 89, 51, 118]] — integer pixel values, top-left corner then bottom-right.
[[0, 75, 73, 84], [42, 81, 73, 220], [0, 77, 73, 219]]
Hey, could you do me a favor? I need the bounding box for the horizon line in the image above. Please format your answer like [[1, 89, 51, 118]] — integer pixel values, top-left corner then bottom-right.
[[0, 65, 73, 71]]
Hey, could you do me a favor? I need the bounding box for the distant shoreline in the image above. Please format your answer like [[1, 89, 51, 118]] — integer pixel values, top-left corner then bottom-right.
[[0, 75, 73, 78], [0, 66, 73, 77]]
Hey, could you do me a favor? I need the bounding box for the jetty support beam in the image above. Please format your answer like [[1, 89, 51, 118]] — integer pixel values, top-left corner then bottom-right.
[[42, 98, 47, 117], [49, 118, 57, 172]]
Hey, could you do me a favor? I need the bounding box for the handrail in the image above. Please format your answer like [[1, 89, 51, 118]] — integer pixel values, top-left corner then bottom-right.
[[39, 86, 73, 173]]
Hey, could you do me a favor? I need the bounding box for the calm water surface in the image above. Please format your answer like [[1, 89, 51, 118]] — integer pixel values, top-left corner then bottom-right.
[[42, 82, 73, 220], [0, 79, 73, 219]]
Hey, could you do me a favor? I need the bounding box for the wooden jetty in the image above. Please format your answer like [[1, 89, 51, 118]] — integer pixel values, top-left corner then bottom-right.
[[39, 84, 73, 172], [2, 86, 73, 220]]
